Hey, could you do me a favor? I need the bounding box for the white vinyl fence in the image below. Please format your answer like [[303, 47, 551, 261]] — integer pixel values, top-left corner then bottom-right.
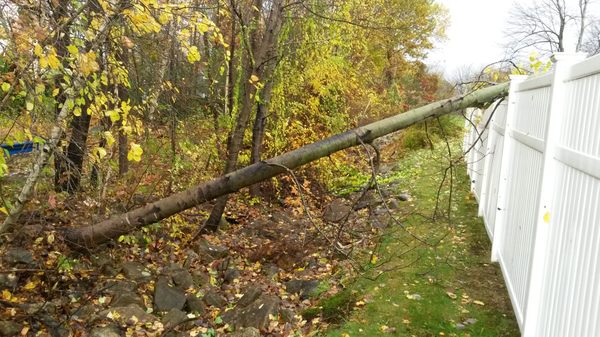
[[464, 52, 600, 337]]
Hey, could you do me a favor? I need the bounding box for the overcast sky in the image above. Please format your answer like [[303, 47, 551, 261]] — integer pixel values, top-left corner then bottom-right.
[[425, 0, 530, 79]]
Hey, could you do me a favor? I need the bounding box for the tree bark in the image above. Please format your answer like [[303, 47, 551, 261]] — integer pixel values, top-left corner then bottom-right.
[[249, 79, 273, 196], [64, 82, 510, 246], [57, 108, 92, 193]]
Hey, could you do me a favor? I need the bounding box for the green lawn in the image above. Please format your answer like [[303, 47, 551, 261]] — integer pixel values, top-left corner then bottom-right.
[[323, 135, 519, 337]]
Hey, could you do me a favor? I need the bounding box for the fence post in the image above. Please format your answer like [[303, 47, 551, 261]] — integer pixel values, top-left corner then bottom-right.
[[521, 52, 587, 337], [490, 75, 526, 262]]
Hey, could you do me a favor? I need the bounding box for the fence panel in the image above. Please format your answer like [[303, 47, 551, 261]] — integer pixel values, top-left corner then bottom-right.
[[535, 63, 600, 337], [480, 101, 508, 239], [494, 78, 552, 326], [464, 53, 600, 336]]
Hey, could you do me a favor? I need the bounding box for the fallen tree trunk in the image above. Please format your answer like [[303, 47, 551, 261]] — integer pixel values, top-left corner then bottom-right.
[[66, 83, 509, 246]]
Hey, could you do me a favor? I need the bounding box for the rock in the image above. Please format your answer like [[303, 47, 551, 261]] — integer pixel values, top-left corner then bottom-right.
[[195, 240, 229, 262], [110, 292, 144, 308], [4, 247, 34, 265], [455, 323, 466, 330], [99, 304, 155, 324], [223, 268, 241, 283], [185, 295, 206, 314], [280, 308, 296, 323], [262, 264, 280, 279], [284, 279, 320, 299], [244, 219, 277, 239], [236, 287, 263, 308], [120, 261, 151, 281], [161, 308, 188, 329], [229, 327, 261, 337], [369, 214, 390, 229], [353, 191, 383, 211], [154, 277, 186, 312], [373, 206, 387, 216], [218, 217, 231, 230], [172, 270, 194, 290], [0, 273, 18, 289], [398, 193, 410, 201], [90, 253, 112, 269], [0, 321, 21, 337], [89, 325, 121, 337], [464, 318, 478, 325], [323, 199, 351, 223], [387, 198, 400, 209], [102, 280, 137, 295], [203, 289, 227, 308], [191, 271, 210, 286], [223, 295, 280, 330], [183, 250, 200, 269], [71, 304, 98, 320]]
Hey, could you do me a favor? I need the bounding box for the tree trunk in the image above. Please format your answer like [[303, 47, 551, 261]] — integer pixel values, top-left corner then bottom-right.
[[64, 82, 510, 246], [204, 0, 285, 231], [118, 126, 128, 176], [57, 108, 92, 193], [249, 80, 273, 196], [1, 88, 80, 232]]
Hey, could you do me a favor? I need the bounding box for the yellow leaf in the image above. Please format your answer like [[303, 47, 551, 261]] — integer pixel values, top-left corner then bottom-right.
[[34, 44, 43, 57], [39, 56, 48, 69], [159, 12, 171, 25], [105, 110, 120, 123], [187, 46, 201, 63], [249, 74, 259, 83], [47, 52, 61, 70], [1, 82, 10, 92], [23, 281, 37, 290], [52, 88, 60, 97], [473, 300, 485, 306], [127, 143, 143, 162], [370, 255, 378, 265], [447, 292, 457, 300], [47, 233, 55, 244], [79, 52, 99, 76], [73, 106, 82, 117], [104, 131, 115, 147], [0, 207, 8, 215], [543, 211, 550, 224], [1, 289, 11, 301], [95, 147, 107, 159], [26, 102, 34, 111], [341, 333, 350, 337], [67, 45, 79, 56]]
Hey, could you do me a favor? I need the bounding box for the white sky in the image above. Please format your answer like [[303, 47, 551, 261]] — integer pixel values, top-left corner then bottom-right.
[[426, 0, 532, 79]]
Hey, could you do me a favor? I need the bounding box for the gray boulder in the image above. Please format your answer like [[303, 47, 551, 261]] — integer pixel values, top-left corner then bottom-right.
[[284, 279, 320, 299], [195, 240, 228, 262], [120, 262, 151, 281], [0, 321, 21, 337], [154, 278, 186, 312], [323, 199, 351, 223], [89, 325, 121, 337], [110, 292, 144, 308], [4, 247, 34, 265], [161, 308, 188, 329], [223, 294, 280, 330], [203, 289, 227, 308]]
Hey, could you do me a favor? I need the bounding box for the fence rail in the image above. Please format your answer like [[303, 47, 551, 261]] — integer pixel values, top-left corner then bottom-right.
[[464, 52, 600, 337]]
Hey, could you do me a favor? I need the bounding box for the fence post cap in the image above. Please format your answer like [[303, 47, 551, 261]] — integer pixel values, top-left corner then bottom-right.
[[551, 52, 587, 63]]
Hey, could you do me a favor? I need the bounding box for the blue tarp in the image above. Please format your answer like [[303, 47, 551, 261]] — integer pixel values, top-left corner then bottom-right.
[[1, 141, 37, 156]]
